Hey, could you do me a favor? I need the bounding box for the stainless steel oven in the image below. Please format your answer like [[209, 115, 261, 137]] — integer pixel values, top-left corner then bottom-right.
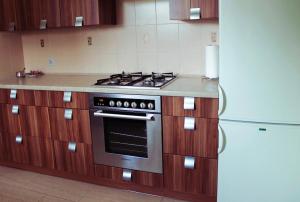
[[89, 93, 162, 174]]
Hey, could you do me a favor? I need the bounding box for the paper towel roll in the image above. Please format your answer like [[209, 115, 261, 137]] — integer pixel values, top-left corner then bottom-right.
[[205, 45, 219, 79]]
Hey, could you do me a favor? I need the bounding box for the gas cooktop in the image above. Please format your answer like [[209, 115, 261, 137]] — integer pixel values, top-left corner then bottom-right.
[[95, 72, 177, 89]]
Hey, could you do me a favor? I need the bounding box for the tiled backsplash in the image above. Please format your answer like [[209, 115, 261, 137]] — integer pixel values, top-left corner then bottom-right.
[[0, 33, 24, 79], [22, 0, 219, 75]]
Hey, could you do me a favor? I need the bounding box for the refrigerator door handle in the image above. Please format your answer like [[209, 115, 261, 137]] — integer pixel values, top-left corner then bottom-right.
[[218, 84, 226, 116], [218, 125, 226, 154]]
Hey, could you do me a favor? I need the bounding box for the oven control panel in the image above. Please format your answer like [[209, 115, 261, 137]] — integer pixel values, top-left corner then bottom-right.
[[94, 97, 156, 110]]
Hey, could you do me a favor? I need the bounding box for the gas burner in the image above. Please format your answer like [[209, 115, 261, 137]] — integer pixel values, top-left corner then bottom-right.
[[151, 72, 174, 82], [108, 78, 121, 85], [143, 78, 156, 87], [111, 71, 143, 81]]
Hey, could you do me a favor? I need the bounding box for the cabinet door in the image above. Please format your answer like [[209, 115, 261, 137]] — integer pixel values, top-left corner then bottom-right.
[[163, 116, 218, 158], [23, 106, 51, 138], [60, 0, 99, 27], [0, 0, 22, 31], [28, 137, 55, 169], [0, 132, 8, 161], [49, 91, 89, 109], [164, 154, 217, 197], [7, 135, 29, 164], [20, 0, 61, 30], [218, 121, 300, 202], [3, 104, 26, 135], [53, 140, 94, 176], [49, 108, 91, 144], [95, 165, 163, 188]]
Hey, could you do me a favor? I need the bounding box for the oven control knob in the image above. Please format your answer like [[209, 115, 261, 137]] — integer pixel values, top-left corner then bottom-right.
[[124, 101, 130, 108], [148, 103, 154, 110], [116, 101, 122, 107], [131, 102, 137, 108], [140, 102, 146, 109], [109, 100, 115, 107]]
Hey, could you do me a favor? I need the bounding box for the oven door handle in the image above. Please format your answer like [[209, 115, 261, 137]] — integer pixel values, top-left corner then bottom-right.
[[93, 110, 155, 121]]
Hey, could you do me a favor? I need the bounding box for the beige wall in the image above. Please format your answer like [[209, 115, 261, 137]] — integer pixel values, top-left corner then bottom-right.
[[22, 0, 219, 75], [0, 33, 24, 79]]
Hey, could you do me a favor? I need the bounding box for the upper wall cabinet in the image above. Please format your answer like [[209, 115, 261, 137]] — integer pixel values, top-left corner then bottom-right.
[[60, 0, 116, 27], [169, 0, 218, 21], [0, 0, 22, 31], [20, 0, 61, 30]]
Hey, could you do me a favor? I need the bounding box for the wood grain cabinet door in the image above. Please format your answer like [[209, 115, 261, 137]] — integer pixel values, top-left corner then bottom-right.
[[0, 0, 22, 31], [20, 0, 61, 30], [28, 137, 55, 169], [95, 165, 163, 188], [163, 116, 218, 158], [7, 135, 30, 164], [49, 108, 91, 144], [0, 132, 8, 161], [49, 91, 89, 109], [162, 96, 218, 118], [3, 104, 26, 135], [164, 154, 217, 197], [53, 140, 94, 176], [0, 89, 9, 104]]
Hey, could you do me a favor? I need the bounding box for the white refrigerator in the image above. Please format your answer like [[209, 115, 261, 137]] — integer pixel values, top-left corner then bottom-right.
[[218, 0, 300, 202]]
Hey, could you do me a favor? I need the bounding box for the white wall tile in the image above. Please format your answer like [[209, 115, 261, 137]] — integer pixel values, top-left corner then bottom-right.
[[157, 51, 180, 73], [116, 0, 136, 26], [135, 0, 157, 25], [137, 52, 157, 73], [156, 0, 179, 24], [157, 24, 179, 52], [136, 25, 157, 53]]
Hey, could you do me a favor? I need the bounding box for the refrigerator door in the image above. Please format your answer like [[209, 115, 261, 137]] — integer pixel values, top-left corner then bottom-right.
[[218, 120, 300, 202], [219, 0, 300, 124]]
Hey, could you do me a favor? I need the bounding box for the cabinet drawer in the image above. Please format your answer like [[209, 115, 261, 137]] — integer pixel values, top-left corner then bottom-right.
[[28, 137, 55, 169], [164, 154, 217, 197], [95, 165, 163, 188], [0, 89, 35, 105], [49, 108, 91, 144], [49, 91, 89, 109], [2, 104, 26, 135], [162, 96, 218, 118], [6, 134, 30, 164], [163, 116, 218, 158], [53, 140, 94, 176]]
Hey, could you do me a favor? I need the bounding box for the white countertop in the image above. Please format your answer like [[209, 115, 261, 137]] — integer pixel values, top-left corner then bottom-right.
[[0, 74, 218, 98]]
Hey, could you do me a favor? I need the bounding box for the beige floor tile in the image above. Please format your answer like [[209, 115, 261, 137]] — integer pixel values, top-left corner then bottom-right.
[[40, 195, 76, 202], [161, 197, 187, 202]]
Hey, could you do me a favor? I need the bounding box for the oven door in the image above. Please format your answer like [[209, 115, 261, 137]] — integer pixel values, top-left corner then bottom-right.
[[90, 109, 162, 174]]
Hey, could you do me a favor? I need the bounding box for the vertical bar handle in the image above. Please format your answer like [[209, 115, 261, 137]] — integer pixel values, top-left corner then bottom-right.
[[12, 105, 19, 114], [218, 125, 226, 154], [190, 8, 201, 20], [8, 22, 15, 32], [64, 109, 73, 120], [15, 135, 23, 144], [184, 156, 196, 169], [40, 19, 47, 30], [68, 142, 77, 152], [122, 169, 132, 181], [184, 117, 195, 130], [75, 16, 84, 27]]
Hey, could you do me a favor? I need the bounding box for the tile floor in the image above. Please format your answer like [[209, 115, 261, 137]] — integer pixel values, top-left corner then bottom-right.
[[0, 166, 186, 202]]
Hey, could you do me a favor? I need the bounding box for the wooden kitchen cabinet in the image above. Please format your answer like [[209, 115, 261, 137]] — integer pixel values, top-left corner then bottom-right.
[[60, 0, 116, 27], [2, 104, 26, 136], [0, 133, 8, 161], [6, 134, 30, 164], [95, 165, 163, 188], [0, 89, 35, 106], [49, 91, 89, 109], [49, 108, 91, 144], [162, 96, 218, 118], [169, 0, 218, 20], [163, 116, 218, 158], [164, 154, 217, 197], [0, 0, 22, 31], [28, 136, 55, 169], [53, 140, 94, 176], [20, 0, 61, 30]]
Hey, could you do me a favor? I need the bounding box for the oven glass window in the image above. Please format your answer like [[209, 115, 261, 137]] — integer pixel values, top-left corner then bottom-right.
[[103, 115, 148, 158]]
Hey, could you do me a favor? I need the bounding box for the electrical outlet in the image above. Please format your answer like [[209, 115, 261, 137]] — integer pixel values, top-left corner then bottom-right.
[[88, 37, 92, 46], [40, 39, 45, 47], [48, 58, 56, 68], [211, 32, 217, 43]]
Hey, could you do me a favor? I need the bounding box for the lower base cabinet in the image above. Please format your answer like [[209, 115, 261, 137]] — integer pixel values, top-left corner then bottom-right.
[[95, 165, 164, 188], [0, 133, 7, 161], [7, 135, 30, 164], [163, 154, 217, 197], [53, 141, 94, 176], [28, 137, 55, 169]]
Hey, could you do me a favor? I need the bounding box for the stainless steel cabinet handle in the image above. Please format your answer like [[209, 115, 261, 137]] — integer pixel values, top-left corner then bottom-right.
[[184, 97, 195, 110], [75, 16, 83, 27], [184, 117, 195, 130], [218, 84, 226, 116], [63, 91, 72, 102], [122, 169, 132, 181], [68, 142, 77, 152], [8, 22, 15, 32], [10, 89, 17, 99], [40, 19, 47, 30], [64, 109, 73, 120], [94, 110, 154, 121], [218, 125, 226, 154], [15, 135, 23, 144], [184, 156, 195, 169], [190, 8, 201, 20], [12, 105, 19, 114]]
